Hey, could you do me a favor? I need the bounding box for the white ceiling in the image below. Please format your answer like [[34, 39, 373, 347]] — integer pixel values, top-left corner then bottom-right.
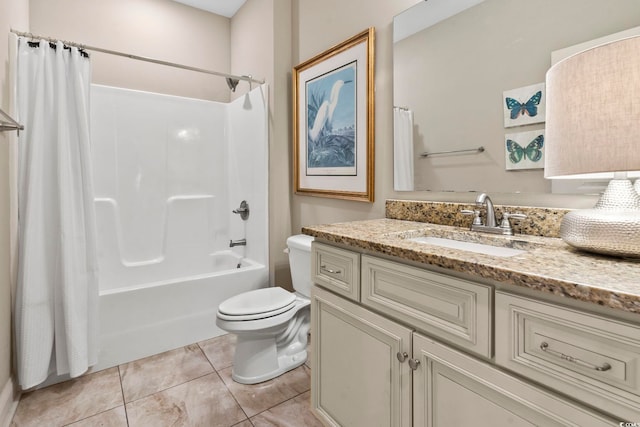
[[172, 0, 247, 18]]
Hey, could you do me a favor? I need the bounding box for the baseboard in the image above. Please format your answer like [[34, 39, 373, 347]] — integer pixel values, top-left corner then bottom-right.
[[0, 377, 19, 427]]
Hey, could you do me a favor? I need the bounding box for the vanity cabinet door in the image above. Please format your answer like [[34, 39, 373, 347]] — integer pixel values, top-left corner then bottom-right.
[[412, 333, 614, 427], [311, 286, 412, 427]]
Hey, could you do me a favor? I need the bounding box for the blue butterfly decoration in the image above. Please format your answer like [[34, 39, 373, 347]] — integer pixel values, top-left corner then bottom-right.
[[505, 91, 542, 120], [506, 134, 544, 164]]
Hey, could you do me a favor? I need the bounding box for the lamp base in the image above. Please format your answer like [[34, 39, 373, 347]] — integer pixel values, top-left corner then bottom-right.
[[560, 179, 640, 258]]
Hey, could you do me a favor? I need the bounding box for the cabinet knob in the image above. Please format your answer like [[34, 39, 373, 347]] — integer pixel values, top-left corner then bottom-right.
[[396, 352, 408, 363], [408, 358, 421, 371]]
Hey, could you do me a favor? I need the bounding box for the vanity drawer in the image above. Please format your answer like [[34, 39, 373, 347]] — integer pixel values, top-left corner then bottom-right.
[[312, 242, 360, 301], [361, 255, 492, 358], [495, 292, 640, 421]]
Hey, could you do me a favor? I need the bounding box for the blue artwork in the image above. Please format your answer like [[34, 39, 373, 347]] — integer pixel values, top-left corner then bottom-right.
[[502, 83, 545, 128], [504, 130, 545, 170], [306, 62, 356, 172], [506, 134, 544, 163], [505, 91, 542, 119]]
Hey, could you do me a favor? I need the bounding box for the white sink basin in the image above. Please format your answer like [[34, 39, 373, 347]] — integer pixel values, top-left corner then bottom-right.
[[408, 236, 527, 258]]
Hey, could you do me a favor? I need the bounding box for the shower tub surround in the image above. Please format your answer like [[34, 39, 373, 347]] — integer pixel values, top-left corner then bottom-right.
[[90, 84, 269, 371]]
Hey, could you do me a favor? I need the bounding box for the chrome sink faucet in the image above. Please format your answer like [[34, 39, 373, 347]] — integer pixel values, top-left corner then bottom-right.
[[461, 193, 527, 235], [476, 193, 497, 228]]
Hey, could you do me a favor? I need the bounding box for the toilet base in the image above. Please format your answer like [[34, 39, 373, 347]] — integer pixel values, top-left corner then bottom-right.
[[232, 339, 307, 384], [230, 307, 310, 384]]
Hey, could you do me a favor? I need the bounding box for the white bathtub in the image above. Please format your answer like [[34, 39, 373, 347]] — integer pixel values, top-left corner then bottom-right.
[[94, 252, 267, 371]]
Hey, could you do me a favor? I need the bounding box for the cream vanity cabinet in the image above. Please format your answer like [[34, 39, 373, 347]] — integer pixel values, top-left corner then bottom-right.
[[310, 241, 617, 427]]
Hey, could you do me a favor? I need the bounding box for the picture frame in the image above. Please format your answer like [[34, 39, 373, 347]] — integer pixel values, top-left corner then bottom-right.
[[505, 129, 545, 170], [293, 28, 375, 202], [503, 83, 546, 128]]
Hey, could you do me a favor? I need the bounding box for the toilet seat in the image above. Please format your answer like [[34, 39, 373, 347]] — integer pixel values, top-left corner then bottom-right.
[[217, 287, 297, 321]]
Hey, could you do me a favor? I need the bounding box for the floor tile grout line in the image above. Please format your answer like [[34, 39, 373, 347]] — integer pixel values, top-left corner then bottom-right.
[[196, 341, 218, 372], [197, 337, 235, 373], [248, 387, 312, 422], [239, 366, 312, 421], [119, 345, 217, 405], [122, 369, 219, 405], [25, 368, 127, 427], [195, 341, 234, 373], [117, 365, 131, 427], [197, 338, 255, 425], [58, 403, 122, 427], [218, 369, 254, 424]]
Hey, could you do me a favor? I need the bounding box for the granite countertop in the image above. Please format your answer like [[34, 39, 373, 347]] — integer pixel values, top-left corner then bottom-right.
[[302, 218, 640, 316]]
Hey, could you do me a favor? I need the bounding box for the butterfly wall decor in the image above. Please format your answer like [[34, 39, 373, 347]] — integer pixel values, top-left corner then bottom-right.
[[503, 83, 545, 127], [505, 91, 541, 119], [505, 130, 545, 170]]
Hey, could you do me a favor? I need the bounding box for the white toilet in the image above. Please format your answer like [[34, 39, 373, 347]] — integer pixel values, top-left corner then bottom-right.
[[216, 234, 314, 384]]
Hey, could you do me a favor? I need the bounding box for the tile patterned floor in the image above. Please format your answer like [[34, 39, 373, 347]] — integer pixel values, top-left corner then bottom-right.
[[10, 334, 321, 427]]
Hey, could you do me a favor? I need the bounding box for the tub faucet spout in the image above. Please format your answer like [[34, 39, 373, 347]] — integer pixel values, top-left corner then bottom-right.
[[230, 239, 247, 247]]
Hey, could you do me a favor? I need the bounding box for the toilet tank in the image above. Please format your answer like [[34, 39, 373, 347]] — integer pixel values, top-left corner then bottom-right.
[[286, 234, 314, 297]]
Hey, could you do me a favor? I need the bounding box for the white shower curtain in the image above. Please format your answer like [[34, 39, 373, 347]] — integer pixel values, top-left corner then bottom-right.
[[14, 37, 98, 389], [393, 107, 414, 191]]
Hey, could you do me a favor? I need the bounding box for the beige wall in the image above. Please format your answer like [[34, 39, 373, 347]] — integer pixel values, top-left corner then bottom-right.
[[270, 0, 294, 288], [30, 0, 231, 101], [0, 0, 28, 414]]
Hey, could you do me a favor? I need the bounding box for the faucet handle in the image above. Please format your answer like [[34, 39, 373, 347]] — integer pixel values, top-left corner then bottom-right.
[[232, 200, 250, 220], [461, 209, 483, 226], [500, 212, 527, 229]]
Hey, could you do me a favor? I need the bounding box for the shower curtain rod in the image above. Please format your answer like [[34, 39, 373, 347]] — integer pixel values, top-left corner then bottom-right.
[[10, 29, 265, 86]]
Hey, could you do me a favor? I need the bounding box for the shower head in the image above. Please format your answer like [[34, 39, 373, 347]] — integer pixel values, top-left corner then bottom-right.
[[226, 77, 239, 92]]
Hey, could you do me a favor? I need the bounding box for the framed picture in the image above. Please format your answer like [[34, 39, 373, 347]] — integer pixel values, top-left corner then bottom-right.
[[503, 83, 545, 127], [505, 129, 545, 170], [293, 28, 375, 202]]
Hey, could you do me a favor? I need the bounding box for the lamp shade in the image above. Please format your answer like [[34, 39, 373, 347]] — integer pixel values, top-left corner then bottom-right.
[[545, 35, 640, 258], [545, 36, 640, 179]]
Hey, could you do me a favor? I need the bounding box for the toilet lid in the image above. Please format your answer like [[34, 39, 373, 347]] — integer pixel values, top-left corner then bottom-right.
[[218, 287, 296, 316]]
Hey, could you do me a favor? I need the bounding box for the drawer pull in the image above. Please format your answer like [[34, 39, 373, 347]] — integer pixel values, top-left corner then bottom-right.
[[540, 342, 612, 372], [320, 265, 342, 275]]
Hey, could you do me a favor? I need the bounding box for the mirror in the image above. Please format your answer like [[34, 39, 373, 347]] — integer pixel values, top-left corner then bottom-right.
[[393, 0, 640, 192]]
